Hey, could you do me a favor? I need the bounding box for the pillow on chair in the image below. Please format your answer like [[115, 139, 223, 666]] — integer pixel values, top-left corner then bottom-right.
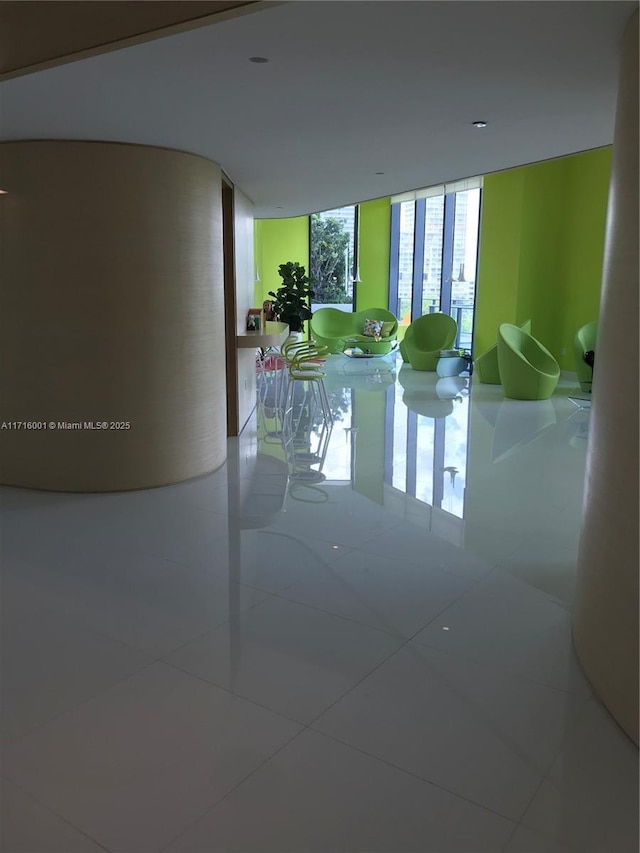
[[380, 321, 395, 338], [363, 319, 384, 337]]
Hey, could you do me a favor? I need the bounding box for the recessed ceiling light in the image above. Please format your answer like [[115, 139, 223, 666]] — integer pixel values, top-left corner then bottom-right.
[[249, 56, 269, 63], [472, 121, 487, 128]]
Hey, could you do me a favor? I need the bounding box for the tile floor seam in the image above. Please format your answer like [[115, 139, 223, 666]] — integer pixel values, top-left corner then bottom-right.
[[407, 634, 591, 700], [147, 594, 272, 661], [267, 580, 473, 641], [500, 818, 523, 852], [310, 638, 577, 820], [504, 768, 553, 846], [303, 633, 416, 729], [243, 589, 413, 642], [489, 555, 579, 608], [515, 695, 606, 838], [262, 586, 425, 641], [3, 667, 304, 853], [158, 658, 305, 728], [416, 568, 574, 614], [156, 726, 307, 853], [1, 775, 113, 853], [1, 573, 178, 655], [304, 727, 522, 827], [1, 656, 162, 750], [29, 578, 272, 661], [159, 592, 452, 729]]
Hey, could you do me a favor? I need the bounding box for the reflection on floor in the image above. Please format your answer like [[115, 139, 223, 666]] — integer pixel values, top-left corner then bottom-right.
[[1, 352, 637, 853]]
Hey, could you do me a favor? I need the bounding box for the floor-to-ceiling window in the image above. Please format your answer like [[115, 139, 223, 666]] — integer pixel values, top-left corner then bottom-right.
[[309, 205, 358, 313], [389, 178, 482, 350]]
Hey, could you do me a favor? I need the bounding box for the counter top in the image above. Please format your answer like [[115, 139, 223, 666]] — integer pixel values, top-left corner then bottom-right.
[[236, 321, 290, 348]]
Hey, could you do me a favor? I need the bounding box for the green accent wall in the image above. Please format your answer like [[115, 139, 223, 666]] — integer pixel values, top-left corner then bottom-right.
[[476, 147, 611, 369], [254, 217, 310, 306], [474, 170, 524, 355], [356, 198, 391, 312], [559, 150, 612, 362]]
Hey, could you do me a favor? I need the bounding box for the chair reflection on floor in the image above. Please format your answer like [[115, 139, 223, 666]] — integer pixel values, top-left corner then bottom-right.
[[435, 376, 469, 401], [256, 348, 288, 439], [282, 404, 333, 484], [281, 345, 334, 484], [491, 397, 557, 463], [398, 365, 460, 418], [566, 407, 590, 449], [235, 451, 289, 530]]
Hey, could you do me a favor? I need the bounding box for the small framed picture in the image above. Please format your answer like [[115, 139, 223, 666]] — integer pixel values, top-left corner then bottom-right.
[[246, 308, 263, 332]]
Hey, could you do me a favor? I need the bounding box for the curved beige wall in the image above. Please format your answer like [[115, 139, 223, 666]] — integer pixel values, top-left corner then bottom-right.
[[573, 11, 639, 744], [0, 140, 226, 491]]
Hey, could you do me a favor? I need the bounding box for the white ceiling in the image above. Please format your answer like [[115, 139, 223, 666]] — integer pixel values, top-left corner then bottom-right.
[[1, 0, 636, 217]]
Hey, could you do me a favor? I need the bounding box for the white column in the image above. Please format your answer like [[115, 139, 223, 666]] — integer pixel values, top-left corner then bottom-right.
[[573, 10, 639, 744]]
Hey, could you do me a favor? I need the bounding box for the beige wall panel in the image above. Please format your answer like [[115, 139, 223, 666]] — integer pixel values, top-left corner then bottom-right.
[[573, 11, 639, 744], [0, 140, 226, 491], [233, 187, 257, 432]]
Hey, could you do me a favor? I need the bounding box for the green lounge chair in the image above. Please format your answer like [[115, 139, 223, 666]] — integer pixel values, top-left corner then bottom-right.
[[497, 323, 560, 400], [399, 312, 457, 371], [573, 320, 597, 393], [475, 319, 531, 384], [474, 346, 501, 384]]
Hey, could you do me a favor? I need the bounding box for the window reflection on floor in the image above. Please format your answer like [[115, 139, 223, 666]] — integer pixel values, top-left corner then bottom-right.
[[256, 354, 470, 546]]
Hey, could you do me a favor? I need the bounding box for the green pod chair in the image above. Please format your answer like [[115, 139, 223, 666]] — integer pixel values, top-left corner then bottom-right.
[[573, 320, 597, 393], [474, 346, 501, 384], [400, 313, 457, 371], [497, 323, 560, 400], [475, 319, 531, 384]]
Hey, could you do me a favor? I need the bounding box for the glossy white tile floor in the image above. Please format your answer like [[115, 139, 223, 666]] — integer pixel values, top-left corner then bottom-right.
[[1, 354, 637, 853]]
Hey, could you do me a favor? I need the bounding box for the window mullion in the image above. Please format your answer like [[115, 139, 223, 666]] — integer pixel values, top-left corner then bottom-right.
[[406, 410, 418, 497], [388, 203, 401, 315], [411, 199, 426, 321], [440, 193, 455, 314]]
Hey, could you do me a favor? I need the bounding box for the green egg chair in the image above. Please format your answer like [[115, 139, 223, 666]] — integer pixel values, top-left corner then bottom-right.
[[497, 323, 560, 400], [474, 345, 501, 384], [573, 320, 597, 393], [310, 307, 398, 354], [399, 312, 457, 371], [475, 319, 532, 385]]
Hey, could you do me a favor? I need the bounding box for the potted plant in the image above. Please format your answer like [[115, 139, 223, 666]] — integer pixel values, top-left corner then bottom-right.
[[268, 262, 315, 333]]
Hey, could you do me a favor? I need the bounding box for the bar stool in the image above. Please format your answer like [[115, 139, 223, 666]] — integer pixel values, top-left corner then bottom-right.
[[283, 343, 332, 435]]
